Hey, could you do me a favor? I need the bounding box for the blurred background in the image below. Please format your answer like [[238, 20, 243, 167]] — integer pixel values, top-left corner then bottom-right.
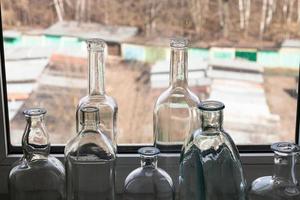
[[1, 0, 299, 146]]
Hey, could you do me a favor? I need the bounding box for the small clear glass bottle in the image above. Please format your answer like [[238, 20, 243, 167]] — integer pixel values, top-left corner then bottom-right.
[[77, 39, 118, 151], [124, 147, 175, 200], [153, 38, 200, 152], [9, 108, 65, 200], [249, 142, 300, 200], [65, 106, 115, 200], [179, 100, 246, 200]]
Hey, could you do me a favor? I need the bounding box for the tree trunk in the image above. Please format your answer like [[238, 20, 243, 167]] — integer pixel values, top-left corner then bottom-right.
[[260, 0, 267, 39], [218, 0, 225, 27], [239, 0, 245, 29], [245, 0, 251, 29], [266, 0, 274, 26], [283, 0, 289, 22], [188, 0, 202, 34], [53, 0, 63, 22], [298, 0, 300, 23], [287, 0, 295, 24], [223, 0, 230, 38]]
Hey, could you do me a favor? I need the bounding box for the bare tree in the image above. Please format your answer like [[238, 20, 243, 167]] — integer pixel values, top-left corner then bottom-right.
[[188, 0, 209, 36], [260, 0, 268, 39], [239, 0, 251, 35], [218, 0, 225, 27], [283, 0, 289, 22], [260, 0, 277, 39], [298, 0, 300, 23], [144, 0, 161, 37], [218, 0, 230, 38], [53, 0, 64, 22], [75, 0, 86, 25], [266, 0, 276, 26], [287, 0, 296, 24]]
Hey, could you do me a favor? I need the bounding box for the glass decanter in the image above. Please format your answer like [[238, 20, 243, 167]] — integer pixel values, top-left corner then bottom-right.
[[179, 100, 246, 200], [9, 108, 65, 200], [77, 38, 118, 151], [153, 38, 200, 152], [248, 142, 300, 200], [123, 147, 175, 200], [65, 106, 115, 200]]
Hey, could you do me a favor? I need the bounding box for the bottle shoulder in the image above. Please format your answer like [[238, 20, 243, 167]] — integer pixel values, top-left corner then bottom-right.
[[125, 167, 174, 190], [9, 156, 65, 177], [183, 129, 240, 161], [155, 86, 200, 107], [78, 94, 118, 111], [65, 130, 115, 160]]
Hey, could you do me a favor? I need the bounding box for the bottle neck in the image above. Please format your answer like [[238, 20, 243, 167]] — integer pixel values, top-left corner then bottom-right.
[[201, 110, 223, 132], [169, 47, 188, 87], [273, 152, 298, 186], [22, 117, 50, 161], [81, 122, 99, 132], [141, 155, 158, 169], [88, 49, 105, 96]]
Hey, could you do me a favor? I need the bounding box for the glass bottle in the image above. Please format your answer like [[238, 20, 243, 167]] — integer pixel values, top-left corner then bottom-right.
[[65, 106, 115, 200], [179, 100, 246, 200], [9, 108, 65, 200], [248, 142, 300, 200], [153, 38, 200, 152], [76, 38, 118, 151], [124, 147, 175, 200]]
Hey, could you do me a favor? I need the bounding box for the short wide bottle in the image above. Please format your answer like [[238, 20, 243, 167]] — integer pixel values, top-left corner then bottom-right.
[[65, 106, 115, 200], [179, 100, 246, 200], [249, 142, 300, 200], [124, 147, 175, 200], [9, 108, 65, 200]]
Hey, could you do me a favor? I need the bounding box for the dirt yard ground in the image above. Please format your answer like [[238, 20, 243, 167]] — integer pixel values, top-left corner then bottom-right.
[[9, 58, 299, 146], [264, 74, 298, 142]]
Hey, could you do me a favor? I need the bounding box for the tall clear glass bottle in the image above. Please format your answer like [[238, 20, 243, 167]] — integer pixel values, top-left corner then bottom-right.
[[179, 100, 246, 200], [65, 106, 115, 200], [77, 39, 118, 151], [9, 108, 65, 200], [153, 38, 200, 151], [124, 147, 175, 200], [249, 142, 300, 200]]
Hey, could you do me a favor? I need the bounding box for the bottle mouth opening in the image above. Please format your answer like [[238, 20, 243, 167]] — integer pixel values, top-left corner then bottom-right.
[[170, 37, 188, 49], [86, 38, 106, 51], [23, 108, 47, 117], [138, 147, 160, 156], [271, 142, 300, 154], [81, 106, 99, 113], [80, 106, 100, 125], [198, 100, 225, 111]]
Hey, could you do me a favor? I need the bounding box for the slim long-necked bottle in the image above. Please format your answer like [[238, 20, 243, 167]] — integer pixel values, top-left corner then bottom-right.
[[249, 142, 300, 200], [76, 39, 118, 151], [179, 101, 246, 200], [153, 38, 200, 152], [65, 106, 115, 200], [9, 108, 65, 200]]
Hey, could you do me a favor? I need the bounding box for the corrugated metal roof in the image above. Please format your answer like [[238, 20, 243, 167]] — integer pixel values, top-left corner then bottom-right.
[[281, 39, 300, 48], [208, 58, 263, 73], [5, 59, 49, 82], [3, 30, 21, 39], [44, 21, 138, 43]]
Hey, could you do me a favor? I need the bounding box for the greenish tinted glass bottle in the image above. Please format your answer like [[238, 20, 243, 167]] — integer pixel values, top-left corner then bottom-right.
[[179, 100, 246, 200]]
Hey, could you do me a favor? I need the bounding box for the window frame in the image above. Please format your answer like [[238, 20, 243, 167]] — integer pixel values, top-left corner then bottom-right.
[[1, 5, 300, 199], [0, 6, 299, 158]]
